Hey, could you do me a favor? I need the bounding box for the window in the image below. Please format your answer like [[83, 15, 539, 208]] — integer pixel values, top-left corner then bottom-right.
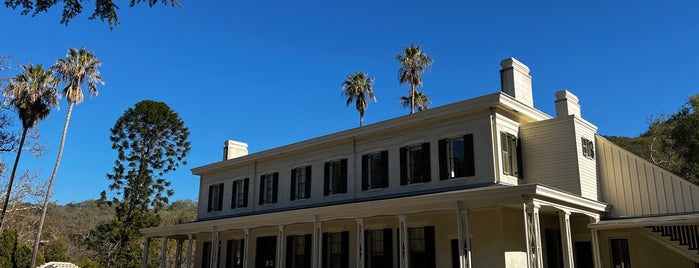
[[231, 178, 249, 209], [610, 239, 631, 268], [258, 172, 279, 205], [324, 159, 348, 195], [408, 226, 435, 268], [322, 232, 349, 268], [207, 183, 224, 212], [501, 132, 522, 178], [366, 229, 392, 268], [400, 143, 431, 185], [291, 166, 312, 200], [226, 239, 245, 268], [582, 137, 594, 158], [286, 235, 312, 268], [439, 134, 475, 180], [362, 151, 389, 190]]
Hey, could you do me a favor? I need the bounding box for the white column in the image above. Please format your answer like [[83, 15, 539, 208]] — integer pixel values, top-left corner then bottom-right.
[[186, 234, 194, 268], [356, 218, 365, 268], [532, 204, 543, 268], [456, 208, 471, 268], [398, 215, 409, 268], [211, 227, 220, 268], [524, 203, 543, 268], [559, 211, 574, 268], [161, 236, 169, 268], [277, 225, 285, 268], [244, 229, 251, 268], [590, 216, 602, 268], [142, 237, 151, 268], [175, 239, 183, 268], [313, 219, 323, 268]]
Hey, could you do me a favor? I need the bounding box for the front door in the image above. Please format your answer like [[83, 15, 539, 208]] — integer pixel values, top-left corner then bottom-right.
[[256, 236, 277, 268]]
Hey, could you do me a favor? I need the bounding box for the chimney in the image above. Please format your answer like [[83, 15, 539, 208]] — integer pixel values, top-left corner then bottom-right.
[[500, 58, 534, 107], [223, 140, 248, 160], [554, 90, 581, 118]]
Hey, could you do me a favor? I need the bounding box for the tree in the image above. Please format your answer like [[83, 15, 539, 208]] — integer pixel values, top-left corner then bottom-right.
[[4, 0, 181, 29], [0, 64, 59, 230], [669, 94, 699, 184], [400, 90, 431, 112], [397, 45, 433, 114], [31, 47, 104, 267], [341, 72, 376, 127], [94, 100, 190, 267]]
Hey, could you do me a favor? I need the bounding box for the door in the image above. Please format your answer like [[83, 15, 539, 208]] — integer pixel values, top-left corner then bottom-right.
[[256, 236, 277, 268]]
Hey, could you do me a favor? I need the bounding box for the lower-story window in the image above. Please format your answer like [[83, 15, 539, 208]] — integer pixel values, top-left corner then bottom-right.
[[286, 234, 312, 268], [323, 231, 349, 268], [226, 239, 245, 268], [610, 238, 631, 268], [366, 229, 392, 268], [408, 226, 435, 268]]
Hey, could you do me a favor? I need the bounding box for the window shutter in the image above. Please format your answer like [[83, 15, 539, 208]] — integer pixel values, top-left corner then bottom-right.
[[322, 233, 329, 268], [217, 183, 224, 210], [383, 228, 393, 267], [272, 172, 279, 203], [422, 142, 431, 182], [340, 159, 348, 193], [341, 231, 349, 268], [305, 166, 312, 199], [362, 154, 369, 191], [290, 169, 297, 201], [286, 236, 294, 268], [242, 179, 249, 207], [425, 226, 436, 268], [400, 147, 407, 185], [231, 180, 238, 208], [207, 185, 214, 212], [501, 132, 510, 175], [304, 234, 313, 266], [240, 238, 245, 267], [438, 139, 448, 180], [324, 162, 330, 196], [516, 138, 523, 179], [381, 150, 389, 188], [464, 134, 475, 177], [259, 175, 265, 205]]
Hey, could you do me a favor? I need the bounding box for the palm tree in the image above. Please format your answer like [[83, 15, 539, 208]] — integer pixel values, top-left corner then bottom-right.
[[397, 44, 433, 114], [0, 64, 59, 230], [400, 90, 431, 112], [31, 47, 103, 267], [341, 72, 376, 127]]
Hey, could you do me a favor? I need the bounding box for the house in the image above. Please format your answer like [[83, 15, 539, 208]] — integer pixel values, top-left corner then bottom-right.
[[141, 58, 699, 268]]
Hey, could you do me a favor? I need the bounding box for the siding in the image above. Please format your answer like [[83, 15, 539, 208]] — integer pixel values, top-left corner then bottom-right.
[[596, 135, 699, 218]]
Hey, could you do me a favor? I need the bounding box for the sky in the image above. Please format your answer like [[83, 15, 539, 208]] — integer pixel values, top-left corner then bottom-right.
[[0, 1, 698, 204]]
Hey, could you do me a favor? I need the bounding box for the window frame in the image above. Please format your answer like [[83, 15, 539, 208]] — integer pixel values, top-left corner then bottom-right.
[[324, 159, 348, 196], [362, 151, 389, 191], [291, 165, 312, 200], [500, 132, 523, 179], [400, 142, 432, 185], [231, 178, 249, 209], [207, 183, 224, 212], [582, 137, 595, 159], [439, 134, 475, 180], [258, 172, 279, 205]]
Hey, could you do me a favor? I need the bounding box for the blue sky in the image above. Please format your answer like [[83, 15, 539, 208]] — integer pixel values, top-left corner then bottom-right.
[[1, 1, 697, 204]]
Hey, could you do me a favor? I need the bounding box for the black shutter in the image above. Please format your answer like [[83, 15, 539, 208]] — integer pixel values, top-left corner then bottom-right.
[[290, 169, 297, 201], [425, 226, 436, 268], [516, 138, 524, 179], [400, 147, 407, 185], [340, 159, 348, 193], [304, 234, 313, 267], [362, 154, 369, 191], [438, 139, 448, 180], [272, 172, 279, 203], [286, 236, 294, 268], [381, 150, 389, 188], [242, 179, 249, 207], [231, 180, 238, 208], [341, 231, 349, 268], [207, 185, 214, 212], [422, 142, 431, 182], [217, 183, 224, 210], [259, 175, 265, 205], [464, 134, 475, 177], [324, 162, 330, 196], [322, 233, 329, 268], [305, 166, 312, 199], [383, 228, 393, 267], [240, 238, 245, 268], [226, 239, 233, 268]]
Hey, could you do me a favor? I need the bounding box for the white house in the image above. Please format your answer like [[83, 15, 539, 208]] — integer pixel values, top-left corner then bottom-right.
[[141, 58, 699, 268]]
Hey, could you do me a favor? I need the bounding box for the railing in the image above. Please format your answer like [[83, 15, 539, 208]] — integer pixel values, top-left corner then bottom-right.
[[650, 225, 699, 253]]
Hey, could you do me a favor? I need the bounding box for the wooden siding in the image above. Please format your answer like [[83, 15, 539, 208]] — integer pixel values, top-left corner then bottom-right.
[[596, 135, 699, 218]]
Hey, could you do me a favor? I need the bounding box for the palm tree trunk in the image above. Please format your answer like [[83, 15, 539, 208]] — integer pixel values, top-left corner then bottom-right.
[[360, 115, 363, 127], [30, 103, 74, 268], [410, 84, 416, 114], [0, 127, 29, 231]]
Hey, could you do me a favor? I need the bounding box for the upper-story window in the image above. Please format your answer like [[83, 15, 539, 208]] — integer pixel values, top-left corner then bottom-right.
[[207, 183, 224, 212], [501, 132, 522, 179], [324, 159, 348, 195], [291, 166, 312, 200], [258, 172, 279, 205], [362, 151, 388, 190], [231, 178, 249, 209], [400, 143, 431, 185], [439, 134, 475, 180], [582, 137, 594, 158]]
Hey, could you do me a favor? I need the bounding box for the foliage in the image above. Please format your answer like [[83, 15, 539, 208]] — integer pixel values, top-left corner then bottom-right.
[[399, 90, 431, 112], [341, 72, 376, 127], [397, 44, 433, 114], [668, 95, 699, 184], [94, 100, 190, 267], [4, 0, 182, 29], [0, 228, 43, 267]]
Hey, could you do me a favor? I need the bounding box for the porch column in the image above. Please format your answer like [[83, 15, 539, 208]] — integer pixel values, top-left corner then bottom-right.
[[356, 218, 365, 268], [456, 208, 471, 268], [211, 227, 220, 268], [558, 211, 574, 268], [277, 225, 286, 268], [161, 236, 169, 268], [313, 219, 323, 268], [524, 203, 543, 268], [244, 228, 251, 268], [186, 234, 194, 268], [590, 217, 602, 268], [142, 237, 151, 268], [398, 215, 409, 268], [175, 239, 183, 268]]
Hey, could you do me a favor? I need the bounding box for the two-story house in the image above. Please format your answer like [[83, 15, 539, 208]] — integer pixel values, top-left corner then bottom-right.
[[141, 58, 699, 268]]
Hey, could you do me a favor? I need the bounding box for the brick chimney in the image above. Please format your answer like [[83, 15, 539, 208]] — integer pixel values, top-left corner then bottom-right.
[[223, 140, 248, 160], [500, 58, 534, 107], [554, 90, 581, 118]]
